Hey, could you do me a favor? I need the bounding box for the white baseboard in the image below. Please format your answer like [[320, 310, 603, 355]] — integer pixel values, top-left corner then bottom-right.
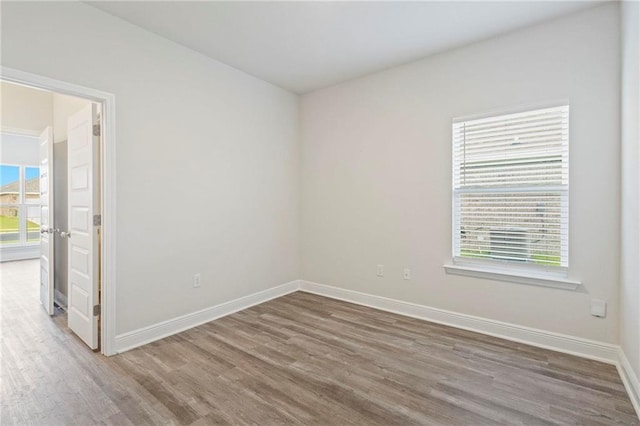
[[0, 245, 39, 262], [54, 289, 67, 309], [299, 280, 619, 364], [114, 278, 619, 364], [115, 280, 300, 353], [618, 349, 640, 418]]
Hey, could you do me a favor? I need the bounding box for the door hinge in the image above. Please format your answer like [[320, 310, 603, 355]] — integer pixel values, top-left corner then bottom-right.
[[93, 214, 102, 226], [93, 124, 101, 136], [93, 304, 101, 316]]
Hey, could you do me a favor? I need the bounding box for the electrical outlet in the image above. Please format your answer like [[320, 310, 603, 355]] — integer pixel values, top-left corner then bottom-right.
[[376, 264, 384, 277], [193, 273, 202, 288], [403, 268, 411, 280]]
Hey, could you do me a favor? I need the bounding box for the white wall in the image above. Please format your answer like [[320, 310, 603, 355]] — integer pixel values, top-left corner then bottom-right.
[[0, 81, 52, 134], [0, 133, 39, 165], [53, 93, 90, 143], [1, 1, 628, 358], [1, 2, 299, 335], [300, 4, 620, 343], [621, 0, 640, 385]]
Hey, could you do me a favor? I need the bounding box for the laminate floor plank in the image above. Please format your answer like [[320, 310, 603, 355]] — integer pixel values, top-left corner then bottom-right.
[[1, 260, 638, 425]]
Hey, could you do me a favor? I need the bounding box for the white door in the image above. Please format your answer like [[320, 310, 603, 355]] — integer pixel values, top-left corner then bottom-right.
[[39, 127, 54, 315], [67, 104, 100, 349]]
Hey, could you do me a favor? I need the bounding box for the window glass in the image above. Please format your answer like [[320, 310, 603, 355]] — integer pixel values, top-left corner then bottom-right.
[[0, 165, 20, 204], [27, 205, 41, 243], [25, 167, 40, 204], [0, 206, 20, 244]]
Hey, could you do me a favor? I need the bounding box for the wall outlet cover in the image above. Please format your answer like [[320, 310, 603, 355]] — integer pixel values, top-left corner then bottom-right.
[[193, 273, 202, 288], [403, 268, 411, 280], [590, 299, 606, 318]]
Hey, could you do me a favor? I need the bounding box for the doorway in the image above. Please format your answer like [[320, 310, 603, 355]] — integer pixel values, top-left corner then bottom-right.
[[0, 67, 116, 355]]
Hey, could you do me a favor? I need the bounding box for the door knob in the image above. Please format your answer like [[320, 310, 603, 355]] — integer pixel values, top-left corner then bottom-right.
[[59, 231, 71, 239], [40, 227, 54, 234]]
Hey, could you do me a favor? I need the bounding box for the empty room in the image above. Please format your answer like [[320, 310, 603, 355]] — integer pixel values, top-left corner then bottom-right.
[[1, 0, 639, 424]]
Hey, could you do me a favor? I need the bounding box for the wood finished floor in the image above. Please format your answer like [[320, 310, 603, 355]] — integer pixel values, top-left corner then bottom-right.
[[1, 260, 638, 425]]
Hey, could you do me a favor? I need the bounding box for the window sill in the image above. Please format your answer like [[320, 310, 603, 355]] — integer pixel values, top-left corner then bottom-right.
[[443, 263, 581, 290]]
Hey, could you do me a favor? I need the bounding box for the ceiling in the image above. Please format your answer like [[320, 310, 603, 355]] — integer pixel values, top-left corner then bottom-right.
[[87, 1, 600, 94]]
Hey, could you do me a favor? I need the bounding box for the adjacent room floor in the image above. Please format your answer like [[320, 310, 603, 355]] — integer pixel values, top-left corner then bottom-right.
[[1, 259, 638, 425]]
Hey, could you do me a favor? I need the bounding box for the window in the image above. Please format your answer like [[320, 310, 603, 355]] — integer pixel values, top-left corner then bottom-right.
[[0, 164, 41, 245], [451, 105, 569, 280]]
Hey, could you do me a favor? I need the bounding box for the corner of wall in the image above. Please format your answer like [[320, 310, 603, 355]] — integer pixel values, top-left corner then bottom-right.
[[620, 1, 640, 416], [619, 348, 640, 418], [114, 280, 301, 354]]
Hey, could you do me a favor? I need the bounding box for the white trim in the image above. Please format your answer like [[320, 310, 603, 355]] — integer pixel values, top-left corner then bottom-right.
[[0, 126, 42, 137], [0, 245, 39, 262], [451, 104, 570, 276], [299, 280, 618, 364], [455, 185, 568, 194], [618, 349, 640, 418], [54, 289, 67, 309], [114, 280, 300, 354], [444, 263, 581, 290], [1, 66, 118, 356], [452, 99, 570, 124]]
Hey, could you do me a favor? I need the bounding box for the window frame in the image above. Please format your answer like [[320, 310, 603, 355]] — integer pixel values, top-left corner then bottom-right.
[[445, 103, 579, 290], [0, 163, 41, 247]]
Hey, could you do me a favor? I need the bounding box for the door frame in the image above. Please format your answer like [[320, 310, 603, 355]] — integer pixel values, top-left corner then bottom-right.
[[0, 66, 117, 356]]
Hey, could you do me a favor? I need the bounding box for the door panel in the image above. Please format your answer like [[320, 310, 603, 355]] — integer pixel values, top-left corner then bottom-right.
[[67, 104, 99, 350], [39, 127, 54, 316]]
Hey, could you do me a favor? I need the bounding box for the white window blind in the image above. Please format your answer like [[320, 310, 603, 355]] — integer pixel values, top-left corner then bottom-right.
[[453, 105, 569, 270]]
